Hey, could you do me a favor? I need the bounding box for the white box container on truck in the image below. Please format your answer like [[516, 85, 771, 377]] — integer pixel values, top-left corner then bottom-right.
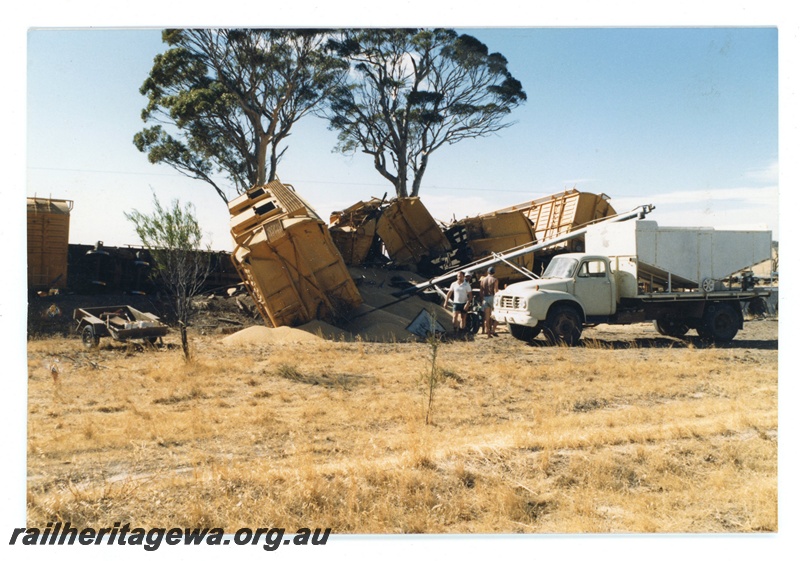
[[492, 219, 773, 345]]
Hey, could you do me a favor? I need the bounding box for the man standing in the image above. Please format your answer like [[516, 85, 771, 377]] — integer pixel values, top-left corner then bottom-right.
[[480, 266, 499, 337], [445, 271, 473, 334]]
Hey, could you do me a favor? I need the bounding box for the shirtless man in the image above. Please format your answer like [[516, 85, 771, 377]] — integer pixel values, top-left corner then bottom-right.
[[480, 267, 499, 337]]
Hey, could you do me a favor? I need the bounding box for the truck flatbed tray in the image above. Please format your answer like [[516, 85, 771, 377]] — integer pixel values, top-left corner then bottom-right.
[[635, 289, 772, 302]]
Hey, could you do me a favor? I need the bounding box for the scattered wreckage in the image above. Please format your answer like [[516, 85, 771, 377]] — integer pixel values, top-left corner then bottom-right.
[[34, 180, 773, 346], [222, 178, 775, 343], [228, 181, 651, 338]]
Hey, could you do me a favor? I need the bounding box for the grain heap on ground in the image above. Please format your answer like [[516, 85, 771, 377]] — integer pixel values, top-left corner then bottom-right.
[[223, 266, 453, 344]]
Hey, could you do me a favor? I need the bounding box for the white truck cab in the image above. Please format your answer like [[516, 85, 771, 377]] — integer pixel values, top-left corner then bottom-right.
[[493, 253, 618, 345]]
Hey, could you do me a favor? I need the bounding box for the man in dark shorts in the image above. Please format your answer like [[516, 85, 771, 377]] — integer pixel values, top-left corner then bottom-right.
[[445, 271, 473, 334], [480, 266, 499, 337]]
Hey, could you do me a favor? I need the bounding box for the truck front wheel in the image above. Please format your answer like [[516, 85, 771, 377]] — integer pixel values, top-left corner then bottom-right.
[[698, 303, 740, 343], [509, 324, 541, 342], [544, 305, 582, 346], [654, 317, 690, 338]]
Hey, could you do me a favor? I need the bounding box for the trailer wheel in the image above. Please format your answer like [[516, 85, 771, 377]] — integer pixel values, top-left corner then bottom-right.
[[81, 325, 99, 348], [654, 317, 690, 338], [544, 305, 582, 346], [509, 324, 541, 342], [699, 303, 740, 343]]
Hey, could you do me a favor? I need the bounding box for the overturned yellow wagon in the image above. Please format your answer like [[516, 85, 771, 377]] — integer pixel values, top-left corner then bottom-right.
[[445, 210, 537, 283], [495, 189, 616, 254], [329, 196, 452, 273], [229, 181, 362, 327], [328, 198, 384, 267]]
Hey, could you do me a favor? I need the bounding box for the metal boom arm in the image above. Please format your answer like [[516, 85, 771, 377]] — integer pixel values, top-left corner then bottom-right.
[[400, 204, 655, 295]]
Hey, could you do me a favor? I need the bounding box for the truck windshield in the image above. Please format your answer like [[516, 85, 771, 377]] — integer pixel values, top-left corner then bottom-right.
[[542, 257, 578, 279]]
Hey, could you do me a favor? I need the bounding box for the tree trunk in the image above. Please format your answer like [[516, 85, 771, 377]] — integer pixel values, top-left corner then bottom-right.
[[255, 134, 268, 186], [411, 153, 430, 197], [268, 146, 278, 183], [396, 146, 409, 198], [180, 322, 190, 362]]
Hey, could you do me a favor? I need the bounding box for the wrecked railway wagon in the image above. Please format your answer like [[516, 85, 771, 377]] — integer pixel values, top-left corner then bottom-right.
[[376, 197, 451, 271], [328, 198, 384, 267], [329, 196, 452, 273], [443, 210, 537, 283], [438, 189, 617, 282], [495, 190, 616, 267], [229, 181, 362, 327]]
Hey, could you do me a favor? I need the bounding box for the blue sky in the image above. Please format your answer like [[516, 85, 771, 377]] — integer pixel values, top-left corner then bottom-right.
[[24, 26, 779, 250]]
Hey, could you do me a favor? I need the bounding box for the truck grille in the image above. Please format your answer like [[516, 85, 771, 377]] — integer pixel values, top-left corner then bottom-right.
[[499, 295, 522, 309]]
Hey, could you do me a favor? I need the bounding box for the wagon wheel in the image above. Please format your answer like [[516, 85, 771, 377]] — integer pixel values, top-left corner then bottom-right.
[[81, 325, 100, 348]]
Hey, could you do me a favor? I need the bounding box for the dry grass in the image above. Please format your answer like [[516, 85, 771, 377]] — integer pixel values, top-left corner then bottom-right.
[[26, 321, 778, 533]]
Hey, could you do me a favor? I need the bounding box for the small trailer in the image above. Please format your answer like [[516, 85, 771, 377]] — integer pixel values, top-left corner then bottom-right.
[[73, 306, 169, 348]]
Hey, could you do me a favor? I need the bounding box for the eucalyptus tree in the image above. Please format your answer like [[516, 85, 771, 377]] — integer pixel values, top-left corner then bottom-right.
[[135, 29, 347, 204], [323, 29, 527, 198]]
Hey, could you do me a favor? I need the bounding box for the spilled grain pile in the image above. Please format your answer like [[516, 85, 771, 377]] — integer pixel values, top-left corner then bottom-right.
[[222, 325, 324, 346], [224, 267, 453, 344]]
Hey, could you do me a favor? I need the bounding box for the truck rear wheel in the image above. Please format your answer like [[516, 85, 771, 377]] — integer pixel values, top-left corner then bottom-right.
[[699, 303, 740, 343], [544, 305, 582, 346], [654, 317, 689, 338], [509, 324, 541, 342]]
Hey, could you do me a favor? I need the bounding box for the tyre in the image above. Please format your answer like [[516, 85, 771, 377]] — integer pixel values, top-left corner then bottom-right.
[[654, 317, 690, 338], [699, 303, 740, 343], [747, 297, 767, 317], [465, 312, 482, 334], [509, 324, 541, 342], [81, 325, 99, 348], [145, 336, 159, 346], [544, 305, 582, 346]]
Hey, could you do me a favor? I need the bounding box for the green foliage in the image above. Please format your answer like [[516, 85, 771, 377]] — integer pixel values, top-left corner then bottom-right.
[[125, 194, 205, 265], [136, 29, 347, 203], [323, 28, 527, 198], [125, 194, 210, 361]]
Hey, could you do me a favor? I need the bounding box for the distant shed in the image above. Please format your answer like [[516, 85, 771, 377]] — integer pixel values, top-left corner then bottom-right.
[[27, 197, 73, 290]]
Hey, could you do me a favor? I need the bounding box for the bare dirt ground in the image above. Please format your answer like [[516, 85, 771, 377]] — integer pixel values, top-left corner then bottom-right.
[[25, 291, 778, 534]]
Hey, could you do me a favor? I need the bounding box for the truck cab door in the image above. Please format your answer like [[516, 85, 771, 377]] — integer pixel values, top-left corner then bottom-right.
[[573, 258, 614, 317]]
